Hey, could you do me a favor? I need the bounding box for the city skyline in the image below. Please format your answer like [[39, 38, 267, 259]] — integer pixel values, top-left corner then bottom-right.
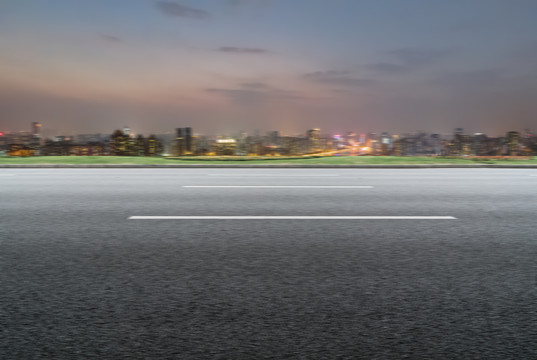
[[3, 121, 535, 158], [1, 0, 537, 135], [2, 121, 534, 139]]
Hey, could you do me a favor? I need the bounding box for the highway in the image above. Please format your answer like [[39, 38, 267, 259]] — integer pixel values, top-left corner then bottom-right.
[[1, 168, 537, 359]]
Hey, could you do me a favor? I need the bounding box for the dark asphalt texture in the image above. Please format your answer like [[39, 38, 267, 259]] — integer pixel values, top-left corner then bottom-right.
[[1, 169, 537, 359]]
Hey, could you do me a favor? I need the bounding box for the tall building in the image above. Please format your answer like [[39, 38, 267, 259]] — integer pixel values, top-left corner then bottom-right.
[[380, 132, 392, 155], [506, 131, 520, 155], [30, 122, 42, 155], [0, 131, 7, 153], [471, 133, 487, 156], [267, 131, 280, 145], [176, 127, 193, 155], [345, 132, 357, 146], [306, 128, 320, 153], [522, 129, 533, 141], [430, 134, 442, 155], [452, 128, 470, 155], [32, 122, 41, 136], [215, 138, 236, 155]]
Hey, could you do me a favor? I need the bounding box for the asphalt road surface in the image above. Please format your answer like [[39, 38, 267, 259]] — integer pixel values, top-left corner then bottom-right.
[[2, 168, 537, 359]]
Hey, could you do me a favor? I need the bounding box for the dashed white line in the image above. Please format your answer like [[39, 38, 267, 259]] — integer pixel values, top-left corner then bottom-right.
[[207, 174, 340, 177], [129, 216, 456, 220], [183, 185, 372, 188]]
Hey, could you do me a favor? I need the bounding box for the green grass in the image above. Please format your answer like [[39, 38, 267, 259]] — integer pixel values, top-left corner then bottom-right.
[[0, 156, 174, 164], [1, 155, 537, 165]]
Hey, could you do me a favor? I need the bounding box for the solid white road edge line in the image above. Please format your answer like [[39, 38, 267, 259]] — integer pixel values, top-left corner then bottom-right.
[[207, 174, 340, 176], [129, 216, 457, 220], [183, 185, 372, 188]]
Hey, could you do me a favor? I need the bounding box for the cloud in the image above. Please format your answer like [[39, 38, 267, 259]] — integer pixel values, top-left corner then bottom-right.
[[227, 0, 248, 6], [331, 89, 352, 94], [154, 1, 209, 19], [364, 62, 410, 75], [99, 34, 122, 43], [205, 88, 273, 105], [240, 82, 269, 89], [205, 86, 309, 105], [304, 70, 352, 78], [206, 87, 296, 97], [361, 48, 453, 76], [206, 88, 261, 97], [432, 69, 505, 88], [387, 48, 452, 67], [227, 0, 273, 8], [303, 70, 374, 87], [217, 47, 270, 54]]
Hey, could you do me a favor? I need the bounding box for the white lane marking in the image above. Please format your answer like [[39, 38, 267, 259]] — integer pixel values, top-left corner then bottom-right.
[[184, 185, 372, 188], [129, 216, 456, 220], [207, 174, 340, 177], [0, 174, 16, 176]]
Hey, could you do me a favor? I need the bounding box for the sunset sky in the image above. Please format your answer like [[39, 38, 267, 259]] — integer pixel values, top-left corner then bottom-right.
[[1, 0, 537, 137]]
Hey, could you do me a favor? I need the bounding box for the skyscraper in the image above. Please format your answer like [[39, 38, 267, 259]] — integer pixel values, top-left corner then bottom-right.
[[306, 128, 320, 153], [30, 122, 42, 155], [32, 122, 41, 136], [176, 127, 192, 155], [506, 131, 520, 156]]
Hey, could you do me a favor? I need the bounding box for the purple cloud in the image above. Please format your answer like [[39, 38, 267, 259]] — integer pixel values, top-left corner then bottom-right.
[[303, 70, 375, 87], [240, 82, 269, 89], [217, 47, 270, 54], [364, 62, 409, 75], [155, 1, 209, 19], [387, 48, 452, 67], [99, 34, 122, 43]]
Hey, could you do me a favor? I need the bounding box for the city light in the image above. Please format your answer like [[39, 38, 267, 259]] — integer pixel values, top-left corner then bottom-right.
[[1, 124, 535, 157]]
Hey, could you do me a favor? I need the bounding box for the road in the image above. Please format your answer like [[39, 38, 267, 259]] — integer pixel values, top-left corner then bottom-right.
[[1, 168, 537, 359]]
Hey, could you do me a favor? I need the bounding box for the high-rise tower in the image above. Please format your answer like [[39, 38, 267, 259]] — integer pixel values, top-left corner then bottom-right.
[[176, 127, 193, 155], [32, 122, 41, 136]]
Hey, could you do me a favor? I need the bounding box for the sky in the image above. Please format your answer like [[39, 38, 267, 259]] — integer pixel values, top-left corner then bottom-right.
[[1, 0, 536, 137]]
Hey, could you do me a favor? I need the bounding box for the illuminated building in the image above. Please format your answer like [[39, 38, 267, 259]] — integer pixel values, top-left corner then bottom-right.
[[0, 132, 7, 153], [345, 132, 357, 146], [32, 122, 41, 136], [393, 139, 402, 156], [176, 127, 192, 155], [306, 128, 320, 153], [28, 123, 42, 155], [267, 131, 280, 145], [146, 135, 163, 156], [430, 134, 442, 155], [214, 138, 236, 155], [8, 144, 35, 157], [380, 132, 392, 155], [452, 128, 471, 156], [506, 131, 520, 155], [471, 133, 487, 156], [110, 129, 128, 155], [69, 143, 106, 156]]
